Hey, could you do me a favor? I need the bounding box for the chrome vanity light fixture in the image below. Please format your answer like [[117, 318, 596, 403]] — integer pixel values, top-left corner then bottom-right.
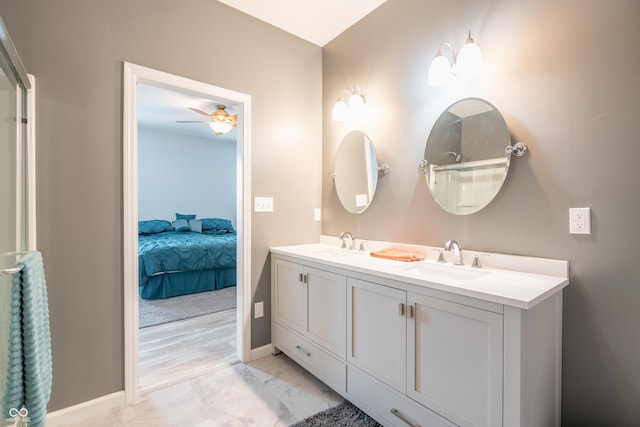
[[427, 30, 484, 86], [332, 86, 366, 121]]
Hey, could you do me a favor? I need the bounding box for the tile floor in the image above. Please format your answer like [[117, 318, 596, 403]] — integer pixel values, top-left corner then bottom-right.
[[61, 353, 343, 426], [57, 307, 343, 427]]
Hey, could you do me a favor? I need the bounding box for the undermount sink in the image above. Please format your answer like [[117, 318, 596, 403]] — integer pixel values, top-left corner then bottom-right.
[[394, 261, 490, 281], [305, 246, 364, 258]]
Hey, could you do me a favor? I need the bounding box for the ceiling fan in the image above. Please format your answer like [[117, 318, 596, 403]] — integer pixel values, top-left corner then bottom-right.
[[177, 105, 238, 135]]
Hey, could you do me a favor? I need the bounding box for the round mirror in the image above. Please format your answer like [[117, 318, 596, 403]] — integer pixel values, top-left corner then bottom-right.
[[423, 98, 511, 215], [334, 130, 387, 214]]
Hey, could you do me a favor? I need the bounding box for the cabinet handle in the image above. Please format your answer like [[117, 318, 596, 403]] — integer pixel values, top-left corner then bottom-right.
[[299, 273, 304, 283], [398, 303, 405, 316], [295, 345, 311, 357], [407, 304, 414, 319], [390, 408, 421, 427]]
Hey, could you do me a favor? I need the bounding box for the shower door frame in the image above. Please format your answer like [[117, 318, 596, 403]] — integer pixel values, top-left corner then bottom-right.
[[0, 15, 37, 253], [16, 75, 36, 251]]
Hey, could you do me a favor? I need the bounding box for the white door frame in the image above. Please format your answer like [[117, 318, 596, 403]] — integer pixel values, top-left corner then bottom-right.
[[122, 62, 252, 403]]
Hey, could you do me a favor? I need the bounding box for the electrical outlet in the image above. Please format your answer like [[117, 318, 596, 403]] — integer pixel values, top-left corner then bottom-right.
[[314, 208, 321, 222], [570, 207, 591, 234], [254, 197, 273, 212], [254, 301, 264, 318]]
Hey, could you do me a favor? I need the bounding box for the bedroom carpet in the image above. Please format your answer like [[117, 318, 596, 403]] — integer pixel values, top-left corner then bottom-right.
[[290, 400, 382, 427], [139, 286, 236, 328]]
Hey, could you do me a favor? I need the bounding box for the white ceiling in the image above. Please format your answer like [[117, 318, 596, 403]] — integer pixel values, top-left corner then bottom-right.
[[138, 1, 388, 140], [218, 0, 388, 46]]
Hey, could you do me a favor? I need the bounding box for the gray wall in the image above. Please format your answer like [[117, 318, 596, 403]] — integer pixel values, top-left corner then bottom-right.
[[0, 0, 322, 410], [323, 0, 640, 425]]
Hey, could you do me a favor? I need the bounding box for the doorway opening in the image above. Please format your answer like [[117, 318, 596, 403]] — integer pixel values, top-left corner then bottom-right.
[[122, 63, 252, 402]]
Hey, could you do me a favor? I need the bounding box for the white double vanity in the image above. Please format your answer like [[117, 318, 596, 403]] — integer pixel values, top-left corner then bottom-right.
[[271, 237, 569, 427]]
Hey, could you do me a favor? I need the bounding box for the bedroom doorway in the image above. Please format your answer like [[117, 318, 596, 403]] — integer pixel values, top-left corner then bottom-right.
[[123, 62, 252, 402]]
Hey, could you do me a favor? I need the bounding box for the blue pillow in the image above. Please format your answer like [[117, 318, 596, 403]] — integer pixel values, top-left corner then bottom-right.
[[138, 220, 174, 235], [201, 218, 235, 233], [172, 219, 191, 232], [189, 219, 203, 233], [176, 213, 196, 220]]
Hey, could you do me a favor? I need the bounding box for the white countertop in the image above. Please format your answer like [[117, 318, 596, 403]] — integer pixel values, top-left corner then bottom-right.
[[270, 241, 569, 310]]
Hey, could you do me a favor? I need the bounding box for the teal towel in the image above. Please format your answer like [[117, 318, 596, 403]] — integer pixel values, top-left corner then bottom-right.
[[2, 251, 52, 427]]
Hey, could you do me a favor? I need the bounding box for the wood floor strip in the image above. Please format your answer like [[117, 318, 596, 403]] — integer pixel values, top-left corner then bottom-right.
[[138, 308, 239, 391]]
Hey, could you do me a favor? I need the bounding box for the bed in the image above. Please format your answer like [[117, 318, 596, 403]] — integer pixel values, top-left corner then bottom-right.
[[137, 217, 237, 299]]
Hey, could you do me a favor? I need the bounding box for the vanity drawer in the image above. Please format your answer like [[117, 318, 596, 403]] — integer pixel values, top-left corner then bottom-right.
[[274, 322, 346, 392], [347, 366, 455, 427]]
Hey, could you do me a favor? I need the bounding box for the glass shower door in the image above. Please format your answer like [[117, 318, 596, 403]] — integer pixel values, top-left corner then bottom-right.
[[0, 17, 32, 254], [0, 69, 19, 253], [0, 16, 34, 426]]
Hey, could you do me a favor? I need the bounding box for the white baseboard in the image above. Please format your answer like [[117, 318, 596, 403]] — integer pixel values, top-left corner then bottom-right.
[[47, 391, 124, 426], [250, 344, 273, 361]]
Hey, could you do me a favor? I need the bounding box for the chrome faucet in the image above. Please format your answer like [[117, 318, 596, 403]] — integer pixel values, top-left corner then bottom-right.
[[339, 231, 356, 250], [444, 240, 464, 265]]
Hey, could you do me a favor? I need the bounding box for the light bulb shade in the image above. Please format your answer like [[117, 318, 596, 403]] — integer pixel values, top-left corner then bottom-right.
[[208, 121, 233, 135], [456, 39, 483, 77], [332, 99, 348, 121], [427, 54, 453, 86], [347, 91, 365, 119]]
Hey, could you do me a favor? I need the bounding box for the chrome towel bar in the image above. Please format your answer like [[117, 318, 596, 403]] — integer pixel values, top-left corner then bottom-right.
[[1, 265, 24, 275], [1, 250, 33, 275]]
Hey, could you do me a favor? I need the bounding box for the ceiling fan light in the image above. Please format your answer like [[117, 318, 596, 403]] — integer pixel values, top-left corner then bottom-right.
[[212, 105, 230, 119], [208, 121, 233, 135], [207, 105, 237, 135]]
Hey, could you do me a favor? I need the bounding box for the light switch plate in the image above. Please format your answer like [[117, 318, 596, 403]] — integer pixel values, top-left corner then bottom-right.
[[254, 302, 264, 318], [314, 208, 321, 222], [254, 197, 273, 212]]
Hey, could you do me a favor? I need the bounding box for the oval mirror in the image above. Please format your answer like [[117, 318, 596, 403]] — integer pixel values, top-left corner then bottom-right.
[[334, 130, 388, 214], [423, 98, 511, 215]]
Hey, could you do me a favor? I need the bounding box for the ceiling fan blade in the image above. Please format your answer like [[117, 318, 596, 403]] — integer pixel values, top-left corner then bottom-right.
[[188, 107, 213, 118], [176, 120, 211, 123]]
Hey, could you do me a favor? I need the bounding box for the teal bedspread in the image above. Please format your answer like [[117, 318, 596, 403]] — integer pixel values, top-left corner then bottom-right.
[[138, 231, 236, 297]]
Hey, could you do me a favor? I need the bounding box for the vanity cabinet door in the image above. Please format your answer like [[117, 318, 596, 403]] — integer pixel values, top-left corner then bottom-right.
[[347, 277, 407, 393], [305, 266, 346, 357], [273, 258, 306, 333], [407, 293, 504, 427], [273, 258, 346, 357]]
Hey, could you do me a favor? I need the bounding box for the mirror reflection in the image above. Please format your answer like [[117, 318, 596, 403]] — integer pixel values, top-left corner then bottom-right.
[[423, 98, 511, 215], [334, 130, 387, 214]]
